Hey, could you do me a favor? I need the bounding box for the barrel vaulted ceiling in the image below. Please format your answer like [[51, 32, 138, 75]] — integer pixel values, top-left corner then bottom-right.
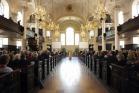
[[36, 0, 118, 23], [8, 0, 128, 25]]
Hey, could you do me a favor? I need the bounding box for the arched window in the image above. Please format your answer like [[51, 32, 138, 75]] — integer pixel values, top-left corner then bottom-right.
[[133, 37, 139, 44], [17, 12, 23, 25], [120, 40, 125, 48], [0, 38, 8, 48], [66, 27, 74, 45], [0, 39, 2, 48], [0, 2, 4, 15], [118, 11, 124, 25], [132, 0, 139, 17], [60, 27, 80, 46], [0, 0, 9, 18]]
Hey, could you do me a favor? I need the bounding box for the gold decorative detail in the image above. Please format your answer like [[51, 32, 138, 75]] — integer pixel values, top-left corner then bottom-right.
[[66, 4, 73, 12]]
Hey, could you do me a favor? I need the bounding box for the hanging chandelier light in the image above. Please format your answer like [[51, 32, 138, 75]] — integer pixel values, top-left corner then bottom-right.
[[54, 25, 60, 38], [34, 0, 48, 22], [44, 0, 60, 31], [80, 0, 96, 32], [94, 0, 107, 21], [88, 0, 108, 30], [80, 24, 86, 38], [81, 30, 86, 38], [31, 0, 49, 30], [34, 6, 47, 21], [47, 21, 55, 30]]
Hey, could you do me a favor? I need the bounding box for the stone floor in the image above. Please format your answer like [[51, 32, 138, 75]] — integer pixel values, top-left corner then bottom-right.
[[38, 57, 110, 93]]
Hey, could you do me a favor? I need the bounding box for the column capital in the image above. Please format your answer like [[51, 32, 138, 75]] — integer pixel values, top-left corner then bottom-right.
[[113, 5, 121, 11]]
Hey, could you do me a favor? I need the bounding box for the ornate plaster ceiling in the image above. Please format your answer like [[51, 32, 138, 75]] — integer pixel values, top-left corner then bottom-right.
[[59, 20, 81, 31], [39, 0, 120, 23], [9, 0, 125, 22], [12, 0, 124, 24], [57, 16, 83, 24], [41, 0, 98, 22]]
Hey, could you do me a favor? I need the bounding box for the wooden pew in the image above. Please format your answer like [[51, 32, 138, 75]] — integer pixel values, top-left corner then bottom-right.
[[20, 63, 35, 93], [101, 60, 111, 85], [42, 59, 47, 80], [0, 70, 20, 93], [128, 65, 139, 93], [111, 64, 129, 93], [96, 59, 103, 79], [49, 57, 53, 71], [34, 60, 43, 86]]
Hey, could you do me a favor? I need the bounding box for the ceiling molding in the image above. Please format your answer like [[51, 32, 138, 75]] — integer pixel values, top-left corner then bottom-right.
[[57, 16, 84, 24]]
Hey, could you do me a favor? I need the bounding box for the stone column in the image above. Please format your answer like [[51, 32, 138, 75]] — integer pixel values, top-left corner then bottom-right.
[[42, 28, 47, 50], [102, 19, 106, 51], [22, 7, 28, 50], [94, 29, 98, 51], [35, 21, 38, 43], [111, 41, 114, 50], [114, 8, 120, 50]]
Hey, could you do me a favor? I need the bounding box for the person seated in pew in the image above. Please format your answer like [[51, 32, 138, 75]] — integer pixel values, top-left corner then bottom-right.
[[116, 51, 126, 66], [107, 51, 117, 64], [39, 50, 50, 60], [0, 54, 13, 73], [9, 53, 21, 69], [127, 50, 136, 64], [19, 52, 30, 68], [32, 52, 44, 89]]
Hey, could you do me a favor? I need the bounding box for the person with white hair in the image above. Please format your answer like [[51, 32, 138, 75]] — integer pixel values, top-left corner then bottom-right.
[[0, 54, 13, 73]]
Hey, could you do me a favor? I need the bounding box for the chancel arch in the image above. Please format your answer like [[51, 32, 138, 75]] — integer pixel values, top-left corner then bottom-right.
[[132, 0, 139, 17], [0, 0, 9, 18]]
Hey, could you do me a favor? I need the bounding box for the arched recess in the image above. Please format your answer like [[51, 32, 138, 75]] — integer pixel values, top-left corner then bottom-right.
[[118, 11, 124, 25], [17, 11, 23, 25], [59, 20, 81, 32], [57, 16, 84, 31], [132, 0, 139, 17], [8, 0, 19, 14], [0, 0, 9, 18], [56, 16, 84, 24]]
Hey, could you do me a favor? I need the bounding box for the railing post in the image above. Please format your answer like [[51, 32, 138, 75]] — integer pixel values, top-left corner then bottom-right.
[[44, 59, 47, 78], [38, 61, 43, 81], [47, 58, 50, 75], [50, 57, 52, 71], [54, 56, 56, 67]]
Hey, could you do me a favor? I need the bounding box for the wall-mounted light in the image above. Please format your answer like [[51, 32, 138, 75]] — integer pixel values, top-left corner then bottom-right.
[[89, 30, 94, 38], [81, 31, 86, 38], [46, 31, 50, 37]]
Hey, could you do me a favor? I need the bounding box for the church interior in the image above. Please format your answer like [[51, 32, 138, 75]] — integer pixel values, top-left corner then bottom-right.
[[0, 0, 139, 93]]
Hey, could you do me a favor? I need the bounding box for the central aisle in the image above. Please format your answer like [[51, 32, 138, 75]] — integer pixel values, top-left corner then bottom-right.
[[38, 57, 110, 93]]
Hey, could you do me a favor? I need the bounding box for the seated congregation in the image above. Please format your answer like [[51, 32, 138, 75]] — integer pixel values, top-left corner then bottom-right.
[[79, 50, 139, 93], [0, 49, 64, 93]]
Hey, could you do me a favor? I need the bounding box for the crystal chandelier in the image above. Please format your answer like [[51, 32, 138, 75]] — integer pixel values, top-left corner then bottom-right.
[[89, 0, 107, 29], [34, 1, 48, 21], [54, 25, 60, 38], [80, 24, 86, 38], [47, 21, 56, 30], [94, 0, 107, 21], [33, 0, 60, 32]]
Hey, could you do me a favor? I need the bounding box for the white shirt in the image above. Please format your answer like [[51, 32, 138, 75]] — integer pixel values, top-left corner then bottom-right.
[[0, 66, 13, 73]]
